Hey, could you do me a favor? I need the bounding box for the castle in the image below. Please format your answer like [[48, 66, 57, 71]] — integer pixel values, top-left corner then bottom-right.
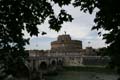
[[29, 34, 109, 67]]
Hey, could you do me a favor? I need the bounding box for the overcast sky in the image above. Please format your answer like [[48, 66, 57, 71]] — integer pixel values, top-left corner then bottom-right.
[[25, 4, 107, 50]]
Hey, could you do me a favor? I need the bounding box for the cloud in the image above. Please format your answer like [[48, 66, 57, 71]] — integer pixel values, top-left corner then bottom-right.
[[25, 4, 106, 50], [25, 37, 56, 50]]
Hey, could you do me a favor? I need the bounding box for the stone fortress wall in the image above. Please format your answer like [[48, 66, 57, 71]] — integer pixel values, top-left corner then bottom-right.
[[29, 34, 109, 67], [51, 34, 82, 53]]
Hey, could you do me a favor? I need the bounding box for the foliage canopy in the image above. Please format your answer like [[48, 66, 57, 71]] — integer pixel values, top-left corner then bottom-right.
[[0, 0, 73, 79], [0, 0, 120, 79], [73, 0, 120, 77]]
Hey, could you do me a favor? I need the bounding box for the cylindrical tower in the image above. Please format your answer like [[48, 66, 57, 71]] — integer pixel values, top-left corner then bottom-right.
[[51, 34, 82, 52]]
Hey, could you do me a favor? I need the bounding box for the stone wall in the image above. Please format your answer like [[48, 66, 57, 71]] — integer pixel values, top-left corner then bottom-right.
[[51, 34, 82, 52]]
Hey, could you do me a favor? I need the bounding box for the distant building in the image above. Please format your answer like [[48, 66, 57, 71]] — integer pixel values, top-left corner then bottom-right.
[[51, 34, 82, 53], [28, 34, 109, 67]]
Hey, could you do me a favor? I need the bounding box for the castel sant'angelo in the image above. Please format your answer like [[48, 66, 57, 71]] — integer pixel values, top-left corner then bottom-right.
[[51, 33, 82, 53], [29, 33, 109, 66]]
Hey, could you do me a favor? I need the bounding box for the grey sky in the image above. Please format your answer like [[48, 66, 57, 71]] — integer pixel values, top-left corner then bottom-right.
[[25, 4, 107, 50]]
